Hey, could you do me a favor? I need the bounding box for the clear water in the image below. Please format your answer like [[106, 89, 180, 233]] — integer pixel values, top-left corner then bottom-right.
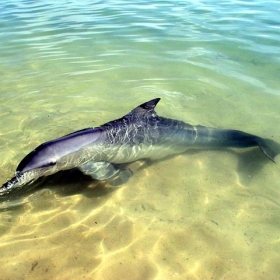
[[0, 0, 280, 279]]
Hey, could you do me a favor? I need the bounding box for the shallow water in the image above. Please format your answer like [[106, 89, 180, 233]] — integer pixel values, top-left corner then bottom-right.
[[0, 0, 280, 279]]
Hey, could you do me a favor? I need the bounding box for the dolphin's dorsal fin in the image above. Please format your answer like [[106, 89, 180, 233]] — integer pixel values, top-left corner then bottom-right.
[[130, 98, 161, 116], [100, 98, 161, 130]]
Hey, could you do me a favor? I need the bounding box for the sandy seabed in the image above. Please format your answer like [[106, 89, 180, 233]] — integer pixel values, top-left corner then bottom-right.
[[0, 150, 279, 280]]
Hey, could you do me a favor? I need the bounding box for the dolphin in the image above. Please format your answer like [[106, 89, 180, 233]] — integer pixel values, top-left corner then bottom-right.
[[0, 98, 279, 195]]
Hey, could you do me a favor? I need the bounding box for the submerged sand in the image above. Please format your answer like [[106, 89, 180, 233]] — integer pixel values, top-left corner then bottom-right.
[[0, 149, 279, 280]]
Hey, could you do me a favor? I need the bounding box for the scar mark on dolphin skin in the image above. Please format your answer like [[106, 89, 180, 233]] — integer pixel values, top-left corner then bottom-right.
[[192, 126, 197, 144]]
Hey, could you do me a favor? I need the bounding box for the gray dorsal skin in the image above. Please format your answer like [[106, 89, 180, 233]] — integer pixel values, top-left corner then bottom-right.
[[0, 98, 279, 195]]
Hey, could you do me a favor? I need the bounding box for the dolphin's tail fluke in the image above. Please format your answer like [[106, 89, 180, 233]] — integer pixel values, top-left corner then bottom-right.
[[257, 138, 280, 163]]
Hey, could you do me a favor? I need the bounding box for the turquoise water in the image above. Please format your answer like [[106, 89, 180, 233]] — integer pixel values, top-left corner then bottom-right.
[[0, 0, 280, 279]]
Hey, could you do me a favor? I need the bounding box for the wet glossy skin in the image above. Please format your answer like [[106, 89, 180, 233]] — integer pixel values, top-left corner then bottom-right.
[[0, 98, 278, 194]]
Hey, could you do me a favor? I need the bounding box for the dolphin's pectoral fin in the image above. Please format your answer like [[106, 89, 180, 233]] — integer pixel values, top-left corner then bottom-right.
[[78, 161, 121, 180], [78, 161, 133, 186], [108, 168, 133, 186]]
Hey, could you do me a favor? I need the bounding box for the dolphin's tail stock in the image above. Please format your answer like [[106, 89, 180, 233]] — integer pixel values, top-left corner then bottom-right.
[[202, 128, 280, 162]]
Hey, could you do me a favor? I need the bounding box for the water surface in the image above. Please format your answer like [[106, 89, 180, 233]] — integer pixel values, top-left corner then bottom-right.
[[0, 0, 280, 279]]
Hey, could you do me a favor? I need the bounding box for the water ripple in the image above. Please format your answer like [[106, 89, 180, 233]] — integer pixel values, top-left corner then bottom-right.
[[0, 1, 280, 279]]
